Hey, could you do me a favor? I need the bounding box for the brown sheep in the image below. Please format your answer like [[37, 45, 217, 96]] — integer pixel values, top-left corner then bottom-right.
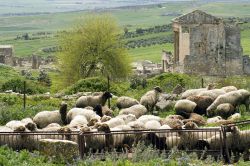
[[186, 95, 213, 115], [182, 113, 206, 126]]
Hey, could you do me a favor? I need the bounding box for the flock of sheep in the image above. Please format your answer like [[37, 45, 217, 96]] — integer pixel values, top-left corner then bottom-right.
[[0, 85, 250, 157]]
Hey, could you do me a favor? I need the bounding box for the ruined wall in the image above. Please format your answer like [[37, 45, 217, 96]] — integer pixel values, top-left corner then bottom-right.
[[184, 23, 226, 76], [179, 32, 190, 65], [0, 46, 13, 65], [225, 24, 243, 75]]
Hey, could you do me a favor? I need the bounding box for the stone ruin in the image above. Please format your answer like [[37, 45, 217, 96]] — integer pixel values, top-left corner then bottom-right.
[[172, 10, 250, 76], [0, 45, 13, 66]]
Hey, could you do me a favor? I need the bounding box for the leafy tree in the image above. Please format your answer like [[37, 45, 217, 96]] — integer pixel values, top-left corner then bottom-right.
[[57, 14, 131, 86]]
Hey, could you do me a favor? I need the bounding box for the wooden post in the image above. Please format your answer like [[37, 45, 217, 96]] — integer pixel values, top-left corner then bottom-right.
[[23, 81, 26, 111], [107, 76, 111, 109], [201, 78, 204, 88]]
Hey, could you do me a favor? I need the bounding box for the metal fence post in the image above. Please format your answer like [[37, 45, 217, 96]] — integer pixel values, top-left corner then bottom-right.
[[107, 76, 111, 109], [221, 126, 231, 164], [23, 81, 26, 111]]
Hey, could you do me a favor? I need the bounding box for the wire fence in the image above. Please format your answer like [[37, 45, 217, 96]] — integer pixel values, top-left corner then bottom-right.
[[0, 120, 249, 163]]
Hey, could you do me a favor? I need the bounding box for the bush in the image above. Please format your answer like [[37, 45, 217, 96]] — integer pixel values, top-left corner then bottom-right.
[[63, 77, 108, 95], [1, 78, 48, 95]]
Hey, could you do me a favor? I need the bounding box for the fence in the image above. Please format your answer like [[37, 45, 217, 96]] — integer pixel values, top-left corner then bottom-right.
[[0, 121, 249, 163]]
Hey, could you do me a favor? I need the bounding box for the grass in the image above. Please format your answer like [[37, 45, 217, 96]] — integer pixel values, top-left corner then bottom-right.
[[128, 43, 173, 62]]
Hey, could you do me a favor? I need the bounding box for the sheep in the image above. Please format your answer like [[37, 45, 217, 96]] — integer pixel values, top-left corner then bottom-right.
[[116, 114, 137, 124], [0, 126, 23, 149], [137, 115, 161, 124], [101, 115, 112, 122], [207, 116, 223, 124], [198, 89, 226, 101], [33, 102, 67, 129], [66, 108, 99, 123], [221, 86, 237, 93], [93, 104, 113, 117], [75, 91, 112, 108], [140, 86, 162, 112], [160, 117, 183, 129], [186, 95, 213, 115], [103, 117, 125, 128], [144, 120, 161, 130], [207, 103, 235, 119], [228, 113, 241, 121], [127, 121, 145, 130], [165, 136, 181, 150], [21, 118, 37, 131], [68, 115, 88, 129], [119, 104, 147, 118], [174, 99, 197, 119], [206, 89, 250, 113], [181, 88, 207, 99], [116, 96, 139, 109], [182, 113, 206, 126], [5, 120, 26, 132]]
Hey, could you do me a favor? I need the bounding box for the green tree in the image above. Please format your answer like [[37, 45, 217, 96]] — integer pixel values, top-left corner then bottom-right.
[[57, 14, 131, 86]]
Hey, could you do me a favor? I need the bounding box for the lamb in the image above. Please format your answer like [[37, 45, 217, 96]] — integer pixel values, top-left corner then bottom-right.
[[116, 96, 139, 109], [186, 95, 213, 115], [207, 103, 235, 119], [33, 102, 68, 129], [137, 115, 161, 124], [119, 104, 147, 118], [228, 113, 241, 121], [206, 89, 250, 113], [140, 86, 162, 112], [66, 108, 99, 123], [174, 99, 197, 119], [5, 120, 26, 132], [68, 115, 88, 129], [181, 88, 207, 99], [116, 114, 137, 124], [21, 118, 37, 131], [75, 91, 112, 108]]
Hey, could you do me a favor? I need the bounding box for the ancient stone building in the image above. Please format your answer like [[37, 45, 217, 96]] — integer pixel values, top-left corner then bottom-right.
[[172, 10, 250, 76], [0, 45, 13, 66], [161, 50, 173, 72]]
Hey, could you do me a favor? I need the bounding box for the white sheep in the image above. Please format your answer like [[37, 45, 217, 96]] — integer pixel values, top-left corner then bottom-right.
[[228, 113, 241, 121], [174, 99, 197, 119], [207, 116, 223, 124], [137, 115, 161, 124], [144, 120, 161, 130], [75, 91, 112, 108], [127, 121, 145, 130], [33, 102, 68, 129], [68, 115, 88, 129], [181, 88, 207, 99], [207, 89, 250, 113], [198, 89, 226, 100], [21, 118, 37, 131], [0, 126, 23, 149], [66, 108, 99, 123], [221, 86, 237, 93], [119, 104, 147, 118], [104, 117, 125, 128], [140, 86, 162, 112], [5, 120, 26, 132], [101, 115, 112, 122], [209, 103, 235, 119], [116, 96, 139, 109], [116, 114, 137, 124]]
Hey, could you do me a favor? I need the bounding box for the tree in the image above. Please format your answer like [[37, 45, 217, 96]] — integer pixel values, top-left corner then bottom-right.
[[57, 14, 131, 85]]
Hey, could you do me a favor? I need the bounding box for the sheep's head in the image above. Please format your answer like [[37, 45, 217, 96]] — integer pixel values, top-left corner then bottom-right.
[[93, 104, 103, 117], [184, 121, 198, 129], [101, 115, 112, 122], [207, 83, 216, 90], [14, 126, 26, 132], [154, 86, 162, 93], [58, 126, 71, 133], [25, 123, 37, 131], [102, 91, 112, 100], [97, 123, 110, 133], [88, 118, 99, 127], [80, 126, 91, 133]]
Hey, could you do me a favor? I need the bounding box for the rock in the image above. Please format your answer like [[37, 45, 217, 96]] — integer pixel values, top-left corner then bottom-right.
[[38, 139, 79, 161], [172, 84, 184, 95], [156, 99, 175, 111]]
